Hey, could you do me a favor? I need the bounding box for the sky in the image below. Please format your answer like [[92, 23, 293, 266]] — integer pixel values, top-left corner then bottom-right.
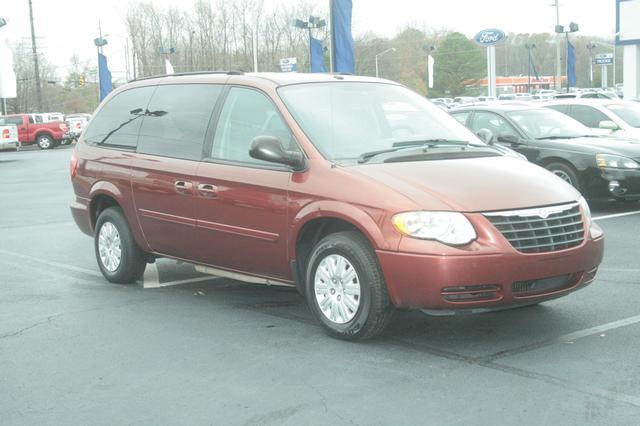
[[0, 0, 617, 81]]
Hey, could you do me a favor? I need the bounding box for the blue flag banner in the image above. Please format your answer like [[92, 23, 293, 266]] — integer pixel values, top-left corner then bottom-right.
[[98, 53, 113, 101], [567, 41, 577, 87], [331, 0, 355, 73], [310, 37, 327, 73], [529, 50, 540, 80]]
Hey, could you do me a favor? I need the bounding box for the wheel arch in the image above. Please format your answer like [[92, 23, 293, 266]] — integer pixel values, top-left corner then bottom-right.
[[89, 181, 150, 251], [290, 201, 390, 294]]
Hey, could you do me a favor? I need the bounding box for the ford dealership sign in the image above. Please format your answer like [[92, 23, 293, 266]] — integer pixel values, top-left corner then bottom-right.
[[474, 29, 507, 46]]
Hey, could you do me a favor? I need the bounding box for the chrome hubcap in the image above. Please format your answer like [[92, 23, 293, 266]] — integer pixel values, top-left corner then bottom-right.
[[314, 254, 361, 324], [40, 138, 51, 148], [552, 170, 573, 185], [98, 222, 122, 272]]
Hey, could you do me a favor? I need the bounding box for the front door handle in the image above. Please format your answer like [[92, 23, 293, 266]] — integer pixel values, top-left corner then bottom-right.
[[174, 181, 193, 195], [197, 183, 218, 198]]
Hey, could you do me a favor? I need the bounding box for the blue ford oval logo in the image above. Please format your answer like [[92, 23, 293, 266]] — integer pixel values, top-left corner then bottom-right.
[[474, 29, 506, 46]]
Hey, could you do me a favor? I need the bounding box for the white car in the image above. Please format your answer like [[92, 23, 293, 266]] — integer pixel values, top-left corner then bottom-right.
[[66, 113, 92, 141], [554, 90, 619, 100], [545, 99, 640, 140], [0, 124, 19, 151]]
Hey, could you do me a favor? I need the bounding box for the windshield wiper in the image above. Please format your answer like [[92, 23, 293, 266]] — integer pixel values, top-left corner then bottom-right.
[[535, 135, 580, 140], [357, 139, 471, 164]]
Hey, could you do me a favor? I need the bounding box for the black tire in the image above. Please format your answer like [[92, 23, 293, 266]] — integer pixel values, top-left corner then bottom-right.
[[94, 207, 146, 284], [546, 162, 581, 192], [305, 231, 393, 340], [36, 134, 54, 150]]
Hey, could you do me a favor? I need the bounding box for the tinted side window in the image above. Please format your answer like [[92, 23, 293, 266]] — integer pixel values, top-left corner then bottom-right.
[[546, 105, 569, 114], [211, 87, 293, 165], [83, 86, 156, 147], [568, 105, 609, 128], [471, 111, 519, 141], [451, 111, 471, 125], [137, 84, 222, 161]]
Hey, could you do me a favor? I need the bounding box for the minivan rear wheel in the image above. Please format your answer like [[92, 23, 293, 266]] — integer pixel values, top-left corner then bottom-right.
[[305, 231, 393, 340], [94, 207, 146, 284]]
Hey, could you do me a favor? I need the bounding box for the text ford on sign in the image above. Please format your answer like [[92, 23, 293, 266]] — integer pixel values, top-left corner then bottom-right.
[[474, 29, 506, 46]]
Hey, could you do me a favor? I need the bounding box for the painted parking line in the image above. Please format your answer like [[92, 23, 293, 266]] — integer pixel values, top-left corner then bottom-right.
[[593, 210, 640, 221], [599, 267, 640, 273], [0, 249, 221, 288], [0, 249, 102, 277], [485, 313, 640, 362]]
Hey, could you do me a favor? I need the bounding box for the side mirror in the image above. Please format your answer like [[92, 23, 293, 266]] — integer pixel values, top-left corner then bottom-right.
[[249, 136, 306, 171], [476, 128, 493, 144], [497, 134, 521, 145], [599, 120, 619, 131]]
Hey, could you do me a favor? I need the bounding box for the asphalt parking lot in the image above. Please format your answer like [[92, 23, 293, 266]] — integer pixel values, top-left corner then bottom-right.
[[1, 146, 640, 425]]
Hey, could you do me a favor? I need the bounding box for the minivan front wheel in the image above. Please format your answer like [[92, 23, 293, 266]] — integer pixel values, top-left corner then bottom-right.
[[94, 207, 146, 284], [306, 231, 393, 340]]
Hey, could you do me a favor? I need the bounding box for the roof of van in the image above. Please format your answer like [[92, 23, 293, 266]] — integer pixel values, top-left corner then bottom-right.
[[130, 71, 396, 87]]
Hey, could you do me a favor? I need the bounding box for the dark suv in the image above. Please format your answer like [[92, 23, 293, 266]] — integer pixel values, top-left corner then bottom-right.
[[70, 72, 604, 340]]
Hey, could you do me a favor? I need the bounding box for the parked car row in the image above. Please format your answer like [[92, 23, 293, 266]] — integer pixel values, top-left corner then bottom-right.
[[432, 89, 622, 110], [0, 114, 69, 149], [0, 112, 92, 150], [450, 103, 640, 202]]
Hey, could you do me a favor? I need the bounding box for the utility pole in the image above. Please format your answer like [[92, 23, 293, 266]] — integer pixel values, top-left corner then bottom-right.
[[553, 0, 561, 91], [27, 0, 43, 112]]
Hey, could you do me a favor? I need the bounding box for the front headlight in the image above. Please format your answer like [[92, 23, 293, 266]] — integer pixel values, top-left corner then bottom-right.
[[596, 154, 640, 169], [392, 211, 477, 245], [577, 196, 592, 229]]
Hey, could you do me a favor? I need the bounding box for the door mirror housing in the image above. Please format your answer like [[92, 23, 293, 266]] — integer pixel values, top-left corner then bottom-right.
[[496, 134, 520, 145], [599, 120, 619, 131], [476, 128, 493, 144], [249, 136, 306, 171]]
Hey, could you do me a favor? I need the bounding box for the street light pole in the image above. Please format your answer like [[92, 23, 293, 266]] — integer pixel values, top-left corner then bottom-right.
[[0, 17, 7, 115], [294, 16, 327, 72], [375, 47, 396, 78], [586, 43, 596, 87], [553, 0, 562, 91], [525, 43, 535, 93], [555, 21, 579, 93]]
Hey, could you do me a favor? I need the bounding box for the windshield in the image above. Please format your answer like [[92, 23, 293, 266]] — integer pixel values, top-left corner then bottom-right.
[[605, 103, 640, 127], [506, 108, 593, 139], [278, 82, 481, 161]]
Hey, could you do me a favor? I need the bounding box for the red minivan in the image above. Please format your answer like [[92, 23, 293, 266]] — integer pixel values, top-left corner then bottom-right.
[[70, 72, 604, 339]]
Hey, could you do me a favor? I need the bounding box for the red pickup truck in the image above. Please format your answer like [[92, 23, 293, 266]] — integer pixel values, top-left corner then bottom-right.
[[0, 114, 69, 149]]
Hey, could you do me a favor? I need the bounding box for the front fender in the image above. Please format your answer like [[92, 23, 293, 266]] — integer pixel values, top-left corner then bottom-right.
[[290, 200, 400, 253]]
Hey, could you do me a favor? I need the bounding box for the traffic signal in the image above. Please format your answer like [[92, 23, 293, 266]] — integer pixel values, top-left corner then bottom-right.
[[79, 74, 86, 86]]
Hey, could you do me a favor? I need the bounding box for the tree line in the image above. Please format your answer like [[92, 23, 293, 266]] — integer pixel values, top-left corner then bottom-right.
[[5, 0, 622, 114]]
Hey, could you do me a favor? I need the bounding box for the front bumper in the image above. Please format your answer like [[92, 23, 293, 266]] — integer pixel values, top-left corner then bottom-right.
[[377, 224, 604, 310], [599, 168, 640, 199]]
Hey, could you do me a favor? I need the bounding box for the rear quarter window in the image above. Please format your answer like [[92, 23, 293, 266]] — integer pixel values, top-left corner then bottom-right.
[[83, 86, 156, 148]]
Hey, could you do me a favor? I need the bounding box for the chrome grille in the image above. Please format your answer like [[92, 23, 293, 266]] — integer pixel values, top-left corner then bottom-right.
[[484, 203, 584, 253]]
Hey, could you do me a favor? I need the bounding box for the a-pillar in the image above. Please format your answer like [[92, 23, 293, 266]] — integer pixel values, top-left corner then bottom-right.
[[623, 45, 640, 99]]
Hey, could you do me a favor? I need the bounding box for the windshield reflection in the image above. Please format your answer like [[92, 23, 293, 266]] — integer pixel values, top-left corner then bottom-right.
[[278, 82, 481, 162]]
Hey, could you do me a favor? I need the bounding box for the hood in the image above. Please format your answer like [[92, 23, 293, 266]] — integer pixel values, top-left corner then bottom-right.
[[558, 135, 640, 158], [348, 156, 579, 212]]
